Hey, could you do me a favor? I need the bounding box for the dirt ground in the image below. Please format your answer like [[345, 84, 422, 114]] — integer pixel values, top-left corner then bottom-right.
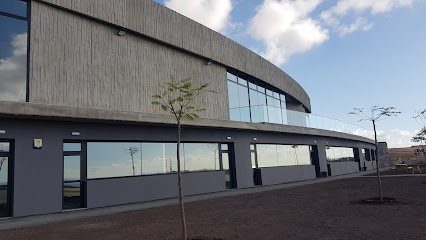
[[2, 176, 426, 240], [368, 165, 426, 176]]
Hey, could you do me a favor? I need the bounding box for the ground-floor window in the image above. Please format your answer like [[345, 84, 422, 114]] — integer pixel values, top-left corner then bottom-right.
[[86, 142, 230, 179], [326, 147, 356, 162], [252, 144, 312, 168]]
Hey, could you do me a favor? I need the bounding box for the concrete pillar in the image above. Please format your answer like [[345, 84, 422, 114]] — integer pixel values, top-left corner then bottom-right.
[[378, 142, 391, 167], [316, 142, 328, 176], [233, 138, 253, 188]]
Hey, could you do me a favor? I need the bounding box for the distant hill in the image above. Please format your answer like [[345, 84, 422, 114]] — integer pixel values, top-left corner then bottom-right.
[[389, 145, 425, 163]]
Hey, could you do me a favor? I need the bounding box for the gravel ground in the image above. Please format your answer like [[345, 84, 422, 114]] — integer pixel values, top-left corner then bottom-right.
[[1, 176, 426, 240]]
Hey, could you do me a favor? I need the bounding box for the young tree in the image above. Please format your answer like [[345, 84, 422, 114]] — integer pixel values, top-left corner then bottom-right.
[[152, 78, 214, 240], [413, 109, 426, 162], [414, 108, 426, 126], [124, 146, 140, 176], [349, 106, 401, 202], [412, 127, 426, 162]]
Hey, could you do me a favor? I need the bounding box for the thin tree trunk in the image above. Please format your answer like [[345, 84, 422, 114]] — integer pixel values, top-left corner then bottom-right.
[[373, 120, 383, 202], [177, 121, 187, 240], [131, 155, 135, 176]]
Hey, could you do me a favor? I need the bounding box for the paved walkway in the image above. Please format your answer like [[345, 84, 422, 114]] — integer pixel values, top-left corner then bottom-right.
[[0, 168, 391, 231]]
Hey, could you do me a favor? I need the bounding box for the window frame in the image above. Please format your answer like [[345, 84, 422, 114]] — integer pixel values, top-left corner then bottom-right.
[[0, 0, 30, 102]]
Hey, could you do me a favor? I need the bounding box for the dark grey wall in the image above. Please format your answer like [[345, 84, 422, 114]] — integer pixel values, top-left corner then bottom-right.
[[329, 162, 359, 176], [0, 117, 375, 217], [260, 165, 316, 185], [87, 171, 226, 208]]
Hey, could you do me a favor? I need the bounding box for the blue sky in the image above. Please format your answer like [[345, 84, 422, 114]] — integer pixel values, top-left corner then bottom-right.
[[154, 0, 426, 148]]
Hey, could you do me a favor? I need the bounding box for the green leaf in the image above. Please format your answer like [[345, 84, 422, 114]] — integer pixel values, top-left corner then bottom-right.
[[196, 108, 206, 112], [161, 105, 168, 111], [152, 95, 162, 99], [185, 114, 194, 120], [177, 97, 184, 102], [151, 101, 160, 105], [191, 113, 199, 118]]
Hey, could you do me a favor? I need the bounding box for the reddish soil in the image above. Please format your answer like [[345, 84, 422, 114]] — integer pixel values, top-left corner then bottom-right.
[[2, 176, 426, 240]]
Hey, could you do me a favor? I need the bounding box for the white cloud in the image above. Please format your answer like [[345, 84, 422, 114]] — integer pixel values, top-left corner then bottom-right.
[[337, 17, 374, 36], [0, 33, 27, 102], [392, 128, 415, 137], [247, 0, 328, 66], [164, 0, 233, 33], [321, 0, 416, 36]]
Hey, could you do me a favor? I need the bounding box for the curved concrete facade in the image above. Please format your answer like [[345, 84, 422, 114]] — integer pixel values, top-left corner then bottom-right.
[[0, 0, 378, 219], [30, 0, 311, 114]]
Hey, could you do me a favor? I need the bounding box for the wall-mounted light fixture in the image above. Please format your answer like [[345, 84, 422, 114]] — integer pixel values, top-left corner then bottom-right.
[[313, 141, 317, 143], [117, 29, 126, 36], [206, 59, 213, 65], [226, 136, 232, 140], [71, 132, 80, 136], [325, 142, 328, 144], [0, 130, 5, 134], [253, 138, 257, 141]]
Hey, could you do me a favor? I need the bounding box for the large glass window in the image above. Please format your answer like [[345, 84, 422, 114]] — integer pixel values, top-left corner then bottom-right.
[[227, 73, 250, 122], [0, 0, 28, 102], [326, 146, 355, 162], [87, 142, 227, 179], [227, 71, 287, 124], [255, 144, 311, 168]]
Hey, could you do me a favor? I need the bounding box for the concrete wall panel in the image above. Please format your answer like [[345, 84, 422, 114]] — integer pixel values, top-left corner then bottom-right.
[[87, 171, 226, 208], [30, 1, 229, 120], [261, 165, 316, 186], [329, 162, 359, 176]]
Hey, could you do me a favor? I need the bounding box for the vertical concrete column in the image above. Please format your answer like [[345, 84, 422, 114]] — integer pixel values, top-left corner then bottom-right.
[[233, 138, 253, 188], [316, 142, 328, 176], [356, 147, 365, 171]]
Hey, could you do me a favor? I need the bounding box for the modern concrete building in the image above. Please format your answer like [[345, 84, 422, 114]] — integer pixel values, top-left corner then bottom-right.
[[0, 0, 377, 218]]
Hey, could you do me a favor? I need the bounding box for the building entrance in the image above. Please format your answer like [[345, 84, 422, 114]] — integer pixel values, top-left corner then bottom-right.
[[63, 142, 86, 210], [0, 141, 12, 218]]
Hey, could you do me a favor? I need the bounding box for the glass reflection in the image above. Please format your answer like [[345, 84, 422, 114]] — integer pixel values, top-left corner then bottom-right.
[[183, 143, 220, 172], [326, 147, 355, 162], [87, 142, 222, 179], [63, 182, 81, 210], [63, 143, 81, 152], [256, 144, 311, 168], [227, 72, 237, 82], [64, 156, 80, 181], [0, 154, 9, 217], [0, 0, 27, 17], [0, 15, 27, 102], [0, 142, 9, 152], [141, 142, 178, 175], [88, 142, 142, 179]]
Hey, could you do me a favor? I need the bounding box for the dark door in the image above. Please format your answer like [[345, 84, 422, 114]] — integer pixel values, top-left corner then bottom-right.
[[63, 142, 86, 210], [221, 143, 237, 189], [353, 148, 361, 171], [310, 146, 321, 178], [0, 141, 12, 218]]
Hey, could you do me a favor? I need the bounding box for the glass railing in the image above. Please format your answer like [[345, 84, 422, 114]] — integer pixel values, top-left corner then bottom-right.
[[230, 105, 380, 140]]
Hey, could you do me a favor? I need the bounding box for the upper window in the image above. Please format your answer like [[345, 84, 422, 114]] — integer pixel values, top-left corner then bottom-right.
[[0, 0, 27, 17], [0, 0, 28, 102], [227, 71, 287, 124]]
